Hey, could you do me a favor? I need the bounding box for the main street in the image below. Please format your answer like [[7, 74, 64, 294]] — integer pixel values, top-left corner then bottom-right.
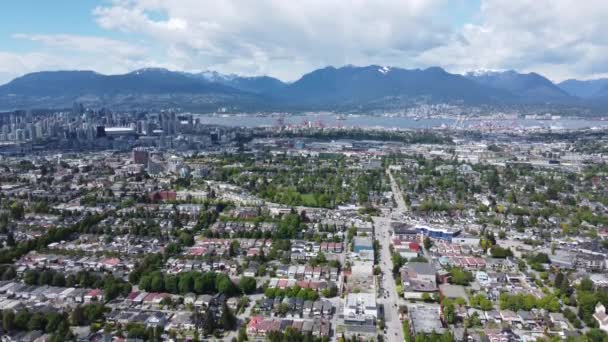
[[371, 170, 408, 341], [388, 170, 408, 215]]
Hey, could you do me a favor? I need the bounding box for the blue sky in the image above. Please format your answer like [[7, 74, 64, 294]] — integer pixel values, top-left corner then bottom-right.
[[0, 0, 606, 84], [0, 1, 109, 46]]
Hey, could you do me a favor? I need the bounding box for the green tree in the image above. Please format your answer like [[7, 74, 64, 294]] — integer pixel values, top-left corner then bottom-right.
[[202, 309, 216, 335], [490, 246, 513, 258], [442, 299, 455, 324], [52, 273, 66, 287], [139, 275, 152, 291], [14, 310, 30, 330], [423, 237, 433, 250], [216, 275, 237, 296], [219, 303, 237, 330], [1, 267, 16, 281], [237, 326, 248, 341], [45, 312, 64, 333], [165, 275, 179, 294], [586, 328, 608, 342], [70, 306, 85, 326], [178, 273, 194, 294], [239, 276, 257, 294], [2, 310, 15, 332], [38, 270, 53, 286], [579, 277, 594, 292], [150, 273, 165, 292], [449, 267, 473, 286], [24, 270, 39, 285], [554, 271, 564, 289], [179, 232, 195, 246], [28, 313, 47, 331], [9, 202, 24, 220]]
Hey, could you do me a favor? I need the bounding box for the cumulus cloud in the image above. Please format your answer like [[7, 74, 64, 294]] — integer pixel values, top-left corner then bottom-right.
[[0, 34, 172, 84], [13, 33, 146, 57], [92, 0, 454, 80], [2, 0, 608, 83], [419, 0, 608, 81]]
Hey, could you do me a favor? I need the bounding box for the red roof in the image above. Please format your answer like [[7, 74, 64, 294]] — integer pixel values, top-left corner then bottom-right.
[[277, 279, 288, 289], [103, 257, 120, 266], [248, 316, 263, 330], [87, 289, 103, 297], [409, 242, 421, 251], [189, 247, 206, 256], [297, 280, 310, 288], [126, 291, 140, 300]]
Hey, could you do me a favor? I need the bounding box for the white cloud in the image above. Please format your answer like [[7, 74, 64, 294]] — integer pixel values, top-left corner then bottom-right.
[[3, 0, 608, 83], [418, 0, 608, 81], [0, 34, 172, 84], [13, 33, 146, 58], [92, 0, 453, 80]]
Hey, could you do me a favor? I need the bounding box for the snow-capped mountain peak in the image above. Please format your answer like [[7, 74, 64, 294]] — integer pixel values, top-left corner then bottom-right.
[[465, 68, 505, 77], [378, 66, 391, 75], [197, 70, 238, 82], [130, 67, 171, 75]]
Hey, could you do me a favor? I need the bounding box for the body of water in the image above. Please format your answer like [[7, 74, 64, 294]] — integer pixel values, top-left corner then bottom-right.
[[195, 113, 608, 130]]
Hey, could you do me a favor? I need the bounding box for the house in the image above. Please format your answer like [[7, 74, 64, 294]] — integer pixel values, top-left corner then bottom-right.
[[313, 301, 323, 317], [576, 253, 605, 272], [485, 310, 502, 324], [184, 293, 196, 305], [517, 310, 536, 328], [145, 312, 168, 329], [195, 294, 213, 308], [243, 267, 256, 277], [84, 289, 103, 303], [167, 312, 195, 331], [227, 297, 239, 311], [304, 301, 313, 316], [322, 301, 333, 316], [499, 310, 521, 326], [484, 329, 518, 342], [549, 312, 569, 331], [288, 266, 297, 279]]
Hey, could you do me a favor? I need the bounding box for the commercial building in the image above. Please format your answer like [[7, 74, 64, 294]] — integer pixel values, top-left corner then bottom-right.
[[343, 293, 377, 325], [401, 262, 437, 299], [353, 236, 374, 253], [407, 304, 446, 335], [415, 226, 461, 241]]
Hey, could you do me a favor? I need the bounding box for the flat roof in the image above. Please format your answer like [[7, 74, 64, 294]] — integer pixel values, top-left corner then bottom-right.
[[408, 304, 446, 335]]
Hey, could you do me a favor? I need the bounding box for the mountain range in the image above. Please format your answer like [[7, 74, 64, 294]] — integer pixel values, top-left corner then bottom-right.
[[1, 65, 607, 111]]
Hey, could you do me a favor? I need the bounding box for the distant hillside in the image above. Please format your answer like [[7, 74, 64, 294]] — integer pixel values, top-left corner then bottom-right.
[[1, 65, 607, 111], [465, 70, 574, 103], [187, 71, 287, 95], [0, 68, 261, 111], [558, 78, 608, 98], [279, 65, 515, 107]]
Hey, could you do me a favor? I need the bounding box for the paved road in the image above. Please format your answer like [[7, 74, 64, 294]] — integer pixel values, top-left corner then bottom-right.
[[371, 170, 408, 341], [373, 216, 404, 342], [388, 170, 408, 215]]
